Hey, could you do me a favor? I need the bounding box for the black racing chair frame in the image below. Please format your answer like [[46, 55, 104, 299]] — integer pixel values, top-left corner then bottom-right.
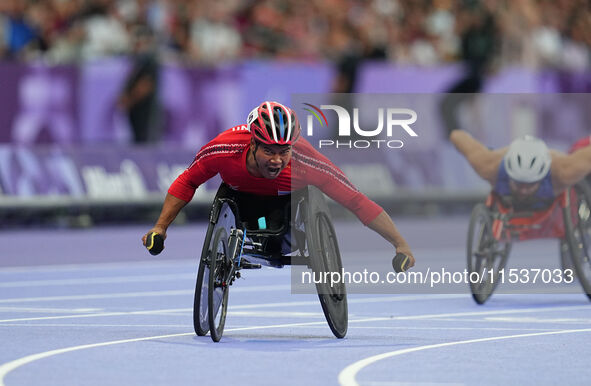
[[193, 183, 348, 342]]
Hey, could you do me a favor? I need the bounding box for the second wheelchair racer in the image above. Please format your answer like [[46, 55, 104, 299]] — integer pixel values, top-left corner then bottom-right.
[[450, 130, 591, 212], [142, 101, 415, 269]]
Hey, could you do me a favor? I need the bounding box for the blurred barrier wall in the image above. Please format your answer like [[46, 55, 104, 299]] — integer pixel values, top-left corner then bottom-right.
[[0, 145, 222, 209], [2, 60, 591, 146], [0, 60, 590, 215]]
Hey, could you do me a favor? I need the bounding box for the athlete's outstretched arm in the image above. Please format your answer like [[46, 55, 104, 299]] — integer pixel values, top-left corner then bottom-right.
[[142, 193, 188, 246], [366, 211, 415, 268], [450, 130, 506, 185], [551, 145, 591, 191]]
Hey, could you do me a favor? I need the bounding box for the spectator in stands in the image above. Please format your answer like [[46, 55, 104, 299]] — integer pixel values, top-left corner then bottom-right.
[[439, 0, 500, 135], [118, 23, 162, 144], [0, 0, 588, 72]]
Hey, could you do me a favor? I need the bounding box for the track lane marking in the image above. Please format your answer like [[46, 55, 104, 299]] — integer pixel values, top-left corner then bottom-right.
[[0, 273, 196, 288], [0, 317, 386, 386], [0, 323, 562, 332], [2, 301, 590, 324], [338, 328, 591, 386], [0, 285, 290, 304], [2, 303, 591, 385]]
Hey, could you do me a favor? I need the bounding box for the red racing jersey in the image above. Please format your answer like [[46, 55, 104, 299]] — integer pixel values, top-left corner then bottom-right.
[[169, 125, 383, 225]]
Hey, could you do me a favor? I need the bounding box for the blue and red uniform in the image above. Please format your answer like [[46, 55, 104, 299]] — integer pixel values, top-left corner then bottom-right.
[[493, 161, 555, 211], [169, 125, 383, 225]]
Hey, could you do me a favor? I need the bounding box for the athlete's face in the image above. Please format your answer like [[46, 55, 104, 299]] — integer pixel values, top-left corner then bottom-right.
[[251, 140, 292, 179], [509, 179, 541, 199]]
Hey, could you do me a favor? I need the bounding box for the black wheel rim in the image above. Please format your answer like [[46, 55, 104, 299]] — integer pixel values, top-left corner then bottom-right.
[[197, 260, 210, 334], [317, 213, 346, 300], [208, 228, 229, 341], [571, 186, 591, 292], [314, 212, 347, 338], [467, 205, 510, 303]]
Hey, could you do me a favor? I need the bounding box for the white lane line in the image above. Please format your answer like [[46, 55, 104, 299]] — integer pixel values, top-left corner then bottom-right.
[[338, 328, 591, 386], [485, 316, 591, 324], [3, 302, 590, 326], [381, 305, 591, 321], [0, 260, 278, 276], [0, 323, 193, 328], [0, 294, 465, 315], [230, 311, 326, 318], [0, 295, 458, 322], [0, 273, 196, 288], [0, 290, 192, 304], [0, 316, 383, 386], [339, 326, 560, 331], [0, 307, 103, 314], [0, 308, 191, 323], [0, 323, 562, 332], [417, 316, 591, 324], [0, 284, 290, 304], [230, 294, 467, 310], [0, 259, 195, 274]]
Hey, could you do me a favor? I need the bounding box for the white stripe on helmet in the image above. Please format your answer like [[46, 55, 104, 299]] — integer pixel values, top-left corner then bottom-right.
[[265, 101, 278, 142]]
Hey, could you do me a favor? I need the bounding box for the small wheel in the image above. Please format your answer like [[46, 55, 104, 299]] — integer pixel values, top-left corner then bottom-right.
[[309, 211, 348, 338], [564, 182, 591, 300], [467, 203, 511, 305], [193, 222, 215, 336], [208, 227, 230, 342]]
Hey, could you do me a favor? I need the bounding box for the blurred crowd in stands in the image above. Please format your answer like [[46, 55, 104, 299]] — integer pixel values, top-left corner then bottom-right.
[[0, 0, 589, 70]]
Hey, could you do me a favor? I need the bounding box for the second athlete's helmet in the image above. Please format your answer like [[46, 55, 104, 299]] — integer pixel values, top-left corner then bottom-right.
[[503, 135, 551, 183], [247, 101, 301, 145]]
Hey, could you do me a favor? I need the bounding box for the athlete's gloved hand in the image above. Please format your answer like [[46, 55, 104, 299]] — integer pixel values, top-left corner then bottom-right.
[[392, 253, 411, 273], [392, 245, 415, 273], [142, 227, 167, 256]]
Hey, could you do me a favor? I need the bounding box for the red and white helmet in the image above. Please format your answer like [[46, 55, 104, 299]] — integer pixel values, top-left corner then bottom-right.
[[247, 101, 301, 145]]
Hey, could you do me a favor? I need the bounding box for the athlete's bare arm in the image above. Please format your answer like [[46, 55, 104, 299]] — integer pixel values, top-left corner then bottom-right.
[[551, 146, 591, 192], [142, 193, 188, 245], [366, 211, 415, 268], [449, 130, 507, 185]]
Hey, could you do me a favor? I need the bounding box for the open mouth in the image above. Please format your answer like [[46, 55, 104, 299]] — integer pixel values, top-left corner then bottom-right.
[[267, 166, 281, 176]]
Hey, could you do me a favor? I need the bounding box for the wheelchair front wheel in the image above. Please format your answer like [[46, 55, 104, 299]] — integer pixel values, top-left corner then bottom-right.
[[309, 211, 348, 339], [193, 222, 215, 336], [467, 203, 511, 305], [208, 227, 230, 342]]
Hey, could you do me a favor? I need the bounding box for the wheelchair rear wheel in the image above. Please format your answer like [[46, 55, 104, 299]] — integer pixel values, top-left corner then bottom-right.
[[208, 227, 230, 342], [564, 182, 591, 300], [467, 203, 511, 305]]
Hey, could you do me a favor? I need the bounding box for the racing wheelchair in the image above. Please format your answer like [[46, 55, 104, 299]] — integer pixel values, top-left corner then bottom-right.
[[467, 181, 591, 304], [192, 183, 347, 342]]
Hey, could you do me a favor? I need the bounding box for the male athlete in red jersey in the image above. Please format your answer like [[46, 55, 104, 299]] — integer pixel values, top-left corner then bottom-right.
[[142, 101, 415, 268]]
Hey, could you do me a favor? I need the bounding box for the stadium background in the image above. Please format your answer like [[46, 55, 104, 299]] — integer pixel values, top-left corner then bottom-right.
[[2, 2, 591, 385], [1, 0, 590, 227]]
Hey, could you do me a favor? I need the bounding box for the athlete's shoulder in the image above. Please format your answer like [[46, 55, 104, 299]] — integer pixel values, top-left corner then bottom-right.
[[570, 135, 591, 154], [291, 137, 356, 189], [214, 125, 251, 142], [293, 136, 320, 156], [193, 125, 250, 163], [292, 136, 331, 163]]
